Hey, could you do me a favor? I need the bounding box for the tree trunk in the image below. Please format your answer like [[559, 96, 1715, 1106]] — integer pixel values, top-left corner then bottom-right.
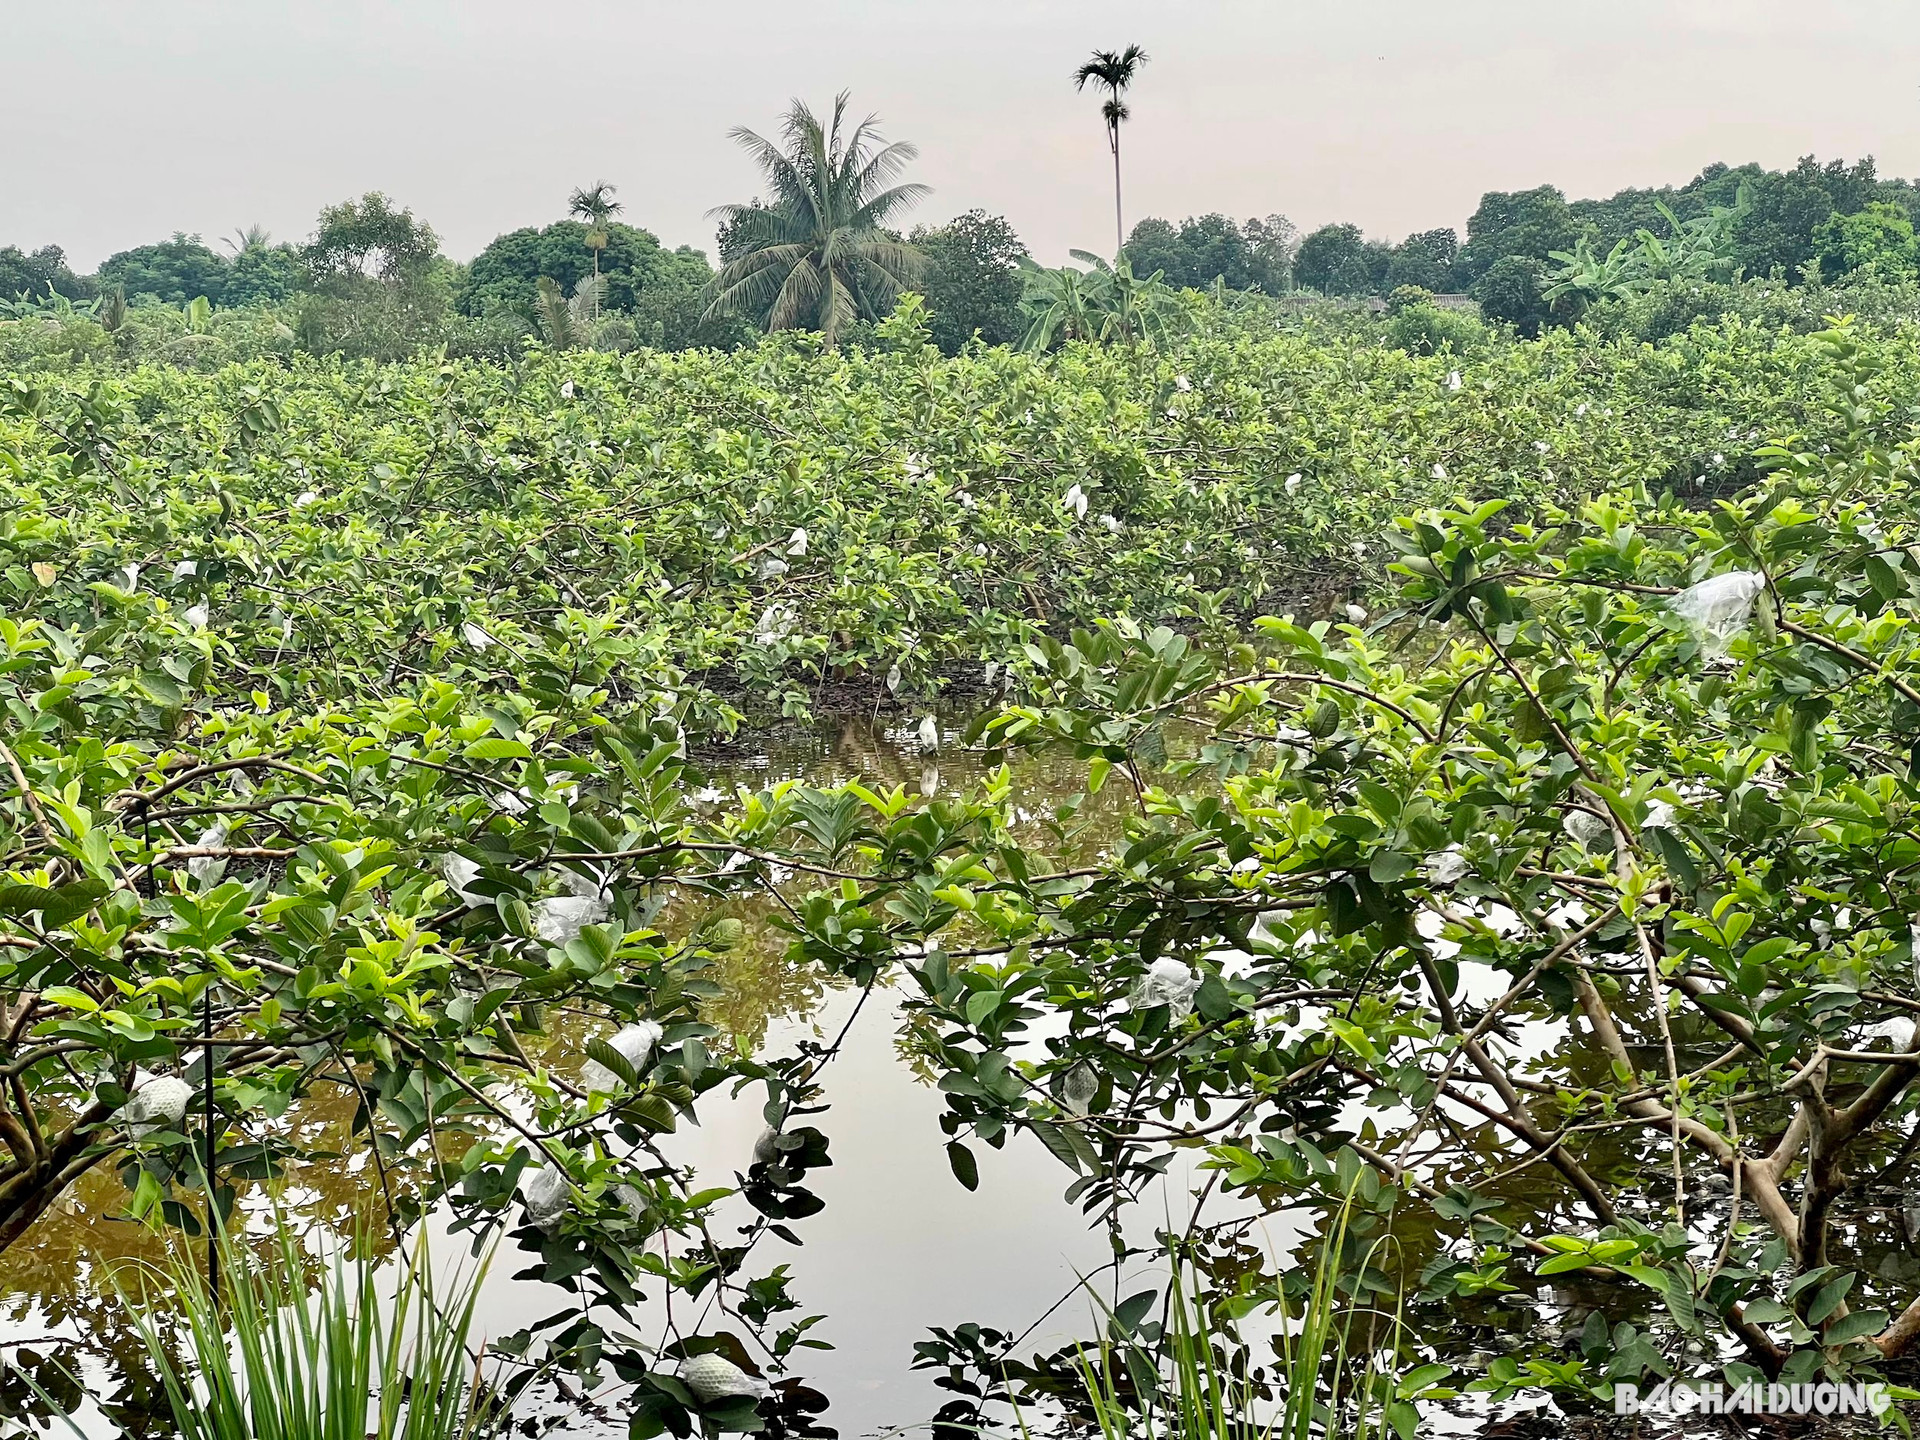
[[0, 1100, 119, 1254], [1111, 125, 1124, 257]]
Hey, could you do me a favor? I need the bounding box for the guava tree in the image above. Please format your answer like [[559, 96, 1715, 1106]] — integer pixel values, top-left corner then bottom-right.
[[734, 322, 1920, 1418], [0, 403, 859, 1432]]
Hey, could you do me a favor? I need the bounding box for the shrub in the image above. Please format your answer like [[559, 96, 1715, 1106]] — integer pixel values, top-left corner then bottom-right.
[[1381, 297, 1487, 355], [1471, 255, 1553, 336]]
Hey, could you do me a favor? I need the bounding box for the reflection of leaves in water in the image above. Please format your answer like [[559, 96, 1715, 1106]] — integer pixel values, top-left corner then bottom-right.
[[702, 908, 838, 1050], [0, 711, 1181, 1437], [892, 1005, 944, 1085], [0, 1086, 407, 1437]]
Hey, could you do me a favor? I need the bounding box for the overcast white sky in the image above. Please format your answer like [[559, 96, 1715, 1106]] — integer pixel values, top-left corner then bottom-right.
[[8, 0, 1920, 271]]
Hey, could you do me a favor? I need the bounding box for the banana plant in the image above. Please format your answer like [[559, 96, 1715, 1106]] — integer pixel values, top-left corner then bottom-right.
[[1543, 235, 1649, 307], [1018, 250, 1177, 351]]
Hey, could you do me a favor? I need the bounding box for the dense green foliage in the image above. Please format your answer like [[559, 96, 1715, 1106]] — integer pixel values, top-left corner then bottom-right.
[[910, 210, 1030, 354], [1122, 213, 1294, 294], [11, 302, 1920, 1433], [10, 149, 1920, 385], [0, 245, 91, 304], [461, 220, 713, 321], [3, 303, 1883, 724], [897, 321, 1920, 1418], [98, 234, 234, 307]]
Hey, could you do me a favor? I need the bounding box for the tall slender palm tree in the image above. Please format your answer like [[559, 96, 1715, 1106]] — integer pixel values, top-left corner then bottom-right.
[[567, 180, 622, 321], [1073, 45, 1149, 255], [704, 93, 930, 345]]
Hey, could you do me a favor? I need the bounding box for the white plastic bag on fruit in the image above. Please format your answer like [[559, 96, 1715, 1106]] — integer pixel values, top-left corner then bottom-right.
[[581, 1021, 665, 1093], [1061, 1062, 1098, 1116], [1425, 846, 1470, 886], [440, 853, 487, 907], [121, 1074, 194, 1138], [1128, 959, 1201, 1020], [680, 1352, 770, 1402], [522, 1165, 570, 1231], [1249, 911, 1288, 950], [535, 894, 607, 946], [535, 868, 609, 945], [754, 604, 796, 646], [753, 1126, 782, 1167], [187, 824, 228, 887], [1563, 809, 1611, 852], [1669, 571, 1766, 656]]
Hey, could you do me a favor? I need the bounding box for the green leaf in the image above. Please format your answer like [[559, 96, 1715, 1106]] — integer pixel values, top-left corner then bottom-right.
[[587, 1037, 640, 1088], [1031, 1120, 1086, 1174], [946, 1141, 978, 1191], [0, 883, 54, 917], [464, 737, 532, 761], [1368, 849, 1415, 884], [41, 879, 108, 928], [964, 990, 1003, 1027], [1808, 1271, 1856, 1325], [1536, 1252, 1593, 1275], [1823, 1308, 1887, 1346], [1649, 826, 1699, 893], [1194, 975, 1233, 1022]]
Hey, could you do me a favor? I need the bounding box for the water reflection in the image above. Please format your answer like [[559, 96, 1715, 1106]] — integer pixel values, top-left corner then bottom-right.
[[9, 711, 1895, 1438], [0, 714, 1157, 1438]]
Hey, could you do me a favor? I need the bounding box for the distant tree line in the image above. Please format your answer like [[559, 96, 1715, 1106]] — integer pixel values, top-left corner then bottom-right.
[[1246, 155, 1920, 334], [6, 146, 1919, 365]]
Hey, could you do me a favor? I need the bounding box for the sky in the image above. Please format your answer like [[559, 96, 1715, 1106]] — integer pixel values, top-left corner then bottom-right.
[[7, 0, 1920, 271]]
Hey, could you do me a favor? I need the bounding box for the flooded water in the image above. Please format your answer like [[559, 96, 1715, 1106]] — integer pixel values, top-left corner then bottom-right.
[[0, 713, 1244, 1439], [6, 712, 1877, 1439]]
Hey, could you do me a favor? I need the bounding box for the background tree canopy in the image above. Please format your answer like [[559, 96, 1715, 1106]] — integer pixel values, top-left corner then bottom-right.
[[1293, 222, 1389, 297], [1121, 212, 1292, 292], [910, 209, 1028, 353], [8, 148, 1920, 368], [0, 245, 93, 303], [458, 219, 714, 318], [97, 233, 232, 306]]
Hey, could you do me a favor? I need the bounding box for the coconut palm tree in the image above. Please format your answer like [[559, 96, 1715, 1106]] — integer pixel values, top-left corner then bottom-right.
[[704, 93, 929, 345], [221, 224, 274, 256], [567, 181, 622, 321], [1074, 45, 1149, 254], [534, 274, 603, 350]]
